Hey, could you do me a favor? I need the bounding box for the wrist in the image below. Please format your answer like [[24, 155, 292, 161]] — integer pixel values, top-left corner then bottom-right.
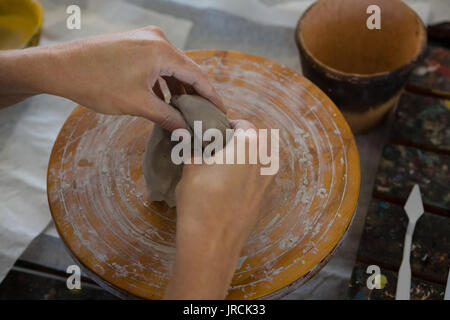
[[177, 209, 249, 257], [0, 44, 77, 99], [165, 215, 245, 299], [0, 47, 46, 96]]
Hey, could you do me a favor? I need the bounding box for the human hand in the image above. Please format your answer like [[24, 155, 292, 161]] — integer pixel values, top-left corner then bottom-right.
[[0, 26, 224, 130], [164, 120, 275, 299]]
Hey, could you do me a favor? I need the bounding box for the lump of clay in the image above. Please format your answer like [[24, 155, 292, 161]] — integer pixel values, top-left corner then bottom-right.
[[143, 94, 230, 208]]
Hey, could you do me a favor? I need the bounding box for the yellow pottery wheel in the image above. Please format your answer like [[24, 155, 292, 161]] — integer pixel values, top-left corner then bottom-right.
[[47, 50, 360, 299]]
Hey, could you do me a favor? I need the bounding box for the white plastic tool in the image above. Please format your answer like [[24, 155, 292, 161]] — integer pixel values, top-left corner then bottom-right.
[[444, 268, 450, 300], [396, 184, 424, 300]]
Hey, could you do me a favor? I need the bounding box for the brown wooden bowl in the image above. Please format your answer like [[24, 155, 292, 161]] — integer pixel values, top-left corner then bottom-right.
[[47, 50, 360, 299], [295, 0, 427, 133]]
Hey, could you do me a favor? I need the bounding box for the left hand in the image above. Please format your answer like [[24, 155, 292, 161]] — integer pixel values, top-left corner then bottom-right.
[[0, 26, 224, 131]]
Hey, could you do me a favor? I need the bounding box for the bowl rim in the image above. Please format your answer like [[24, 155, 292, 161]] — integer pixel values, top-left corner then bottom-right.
[[25, 0, 43, 47], [295, 0, 427, 79], [1, 0, 44, 49]]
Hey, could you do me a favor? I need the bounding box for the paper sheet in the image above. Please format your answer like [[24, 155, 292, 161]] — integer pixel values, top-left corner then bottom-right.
[[0, 0, 192, 284]]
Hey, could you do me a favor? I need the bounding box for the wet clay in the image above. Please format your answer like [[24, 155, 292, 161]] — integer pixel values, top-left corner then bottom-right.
[[143, 94, 230, 207]]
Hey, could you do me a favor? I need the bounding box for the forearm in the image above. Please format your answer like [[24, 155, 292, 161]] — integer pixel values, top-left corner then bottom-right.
[[0, 43, 88, 109], [164, 212, 244, 299], [0, 47, 47, 107]]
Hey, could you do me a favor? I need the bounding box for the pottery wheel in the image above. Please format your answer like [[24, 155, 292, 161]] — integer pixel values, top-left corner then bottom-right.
[[47, 50, 360, 299]]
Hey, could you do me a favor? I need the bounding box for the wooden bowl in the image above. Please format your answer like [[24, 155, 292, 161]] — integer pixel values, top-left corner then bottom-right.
[[0, 0, 43, 50], [295, 0, 427, 133], [47, 50, 360, 299]]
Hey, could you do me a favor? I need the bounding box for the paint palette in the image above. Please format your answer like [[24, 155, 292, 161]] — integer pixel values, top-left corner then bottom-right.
[[47, 50, 360, 299]]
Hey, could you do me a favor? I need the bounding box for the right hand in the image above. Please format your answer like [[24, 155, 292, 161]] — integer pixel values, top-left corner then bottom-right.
[[176, 119, 273, 249], [165, 119, 275, 299]]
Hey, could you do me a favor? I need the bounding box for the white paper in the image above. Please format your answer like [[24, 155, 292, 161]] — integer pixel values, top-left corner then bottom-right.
[[0, 0, 192, 284]]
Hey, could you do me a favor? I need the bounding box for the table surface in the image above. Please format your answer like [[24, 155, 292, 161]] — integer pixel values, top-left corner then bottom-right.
[[0, 0, 447, 299], [348, 43, 450, 300]]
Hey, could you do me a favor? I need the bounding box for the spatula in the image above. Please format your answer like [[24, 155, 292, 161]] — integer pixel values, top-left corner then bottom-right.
[[445, 268, 450, 300], [396, 184, 424, 300]]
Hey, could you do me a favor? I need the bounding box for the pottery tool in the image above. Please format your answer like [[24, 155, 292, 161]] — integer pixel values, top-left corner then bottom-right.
[[396, 184, 424, 300], [47, 50, 360, 299]]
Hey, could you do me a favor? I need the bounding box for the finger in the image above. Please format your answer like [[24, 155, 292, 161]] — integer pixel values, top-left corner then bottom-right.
[[162, 52, 226, 113], [156, 77, 172, 103], [137, 90, 188, 131], [152, 78, 164, 101]]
